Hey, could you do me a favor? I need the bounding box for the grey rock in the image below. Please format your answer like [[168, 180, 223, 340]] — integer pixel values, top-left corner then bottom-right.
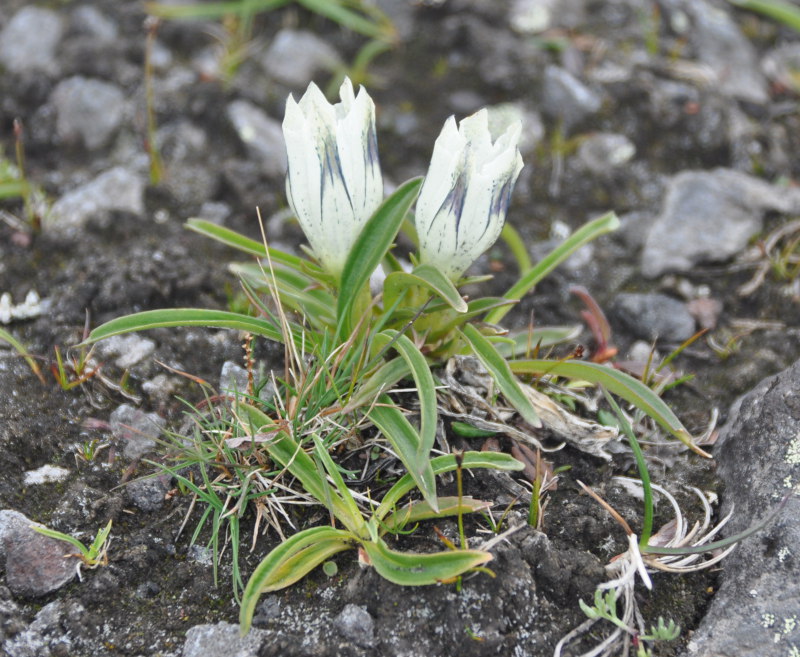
[[51, 76, 126, 150], [220, 361, 249, 395], [227, 100, 287, 177], [612, 293, 695, 343], [685, 0, 768, 104], [0, 7, 64, 75], [641, 169, 800, 278], [126, 476, 170, 512], [577, 133, 636, 174], [49, 167, 146, 234], [684, 359, 800, 657], [2, 516, 76, 598], [70, 5, 119, 43], [336, 604, 375, 647], [182, 622, 269, 657], [540, 65, 602, 131], [510, 0, 586, 34], [109, 404, 166, 460], [157, 121, 218, 204], [95, 334, 156, 369], [4, 600, 74, 657], [260, 29, 341, 87], [0, 510, 29, 563]]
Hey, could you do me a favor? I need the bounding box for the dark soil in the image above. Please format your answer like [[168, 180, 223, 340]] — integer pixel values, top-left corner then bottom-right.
[[1, 1, 799, 656]]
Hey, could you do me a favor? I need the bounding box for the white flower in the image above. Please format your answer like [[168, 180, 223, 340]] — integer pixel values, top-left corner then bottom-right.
[[282, 77, 383, 277], [416, 109, 523, 282]]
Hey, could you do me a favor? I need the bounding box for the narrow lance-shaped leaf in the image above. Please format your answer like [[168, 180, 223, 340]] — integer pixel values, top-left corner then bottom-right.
[[337, 177, 422, 336], [374, 451, 523, 522], [360, 537, 492, 586], [239, 526, 354, 634], [368, 396, 438, 511], [186, 218, 307, 269], [509, 359, 710, 457], [460, 324, 541, 428], [85, 308, 294, 347], [383, 264, 468, 314], [486, 211, 620, 325], [374, 330, 438, 459]]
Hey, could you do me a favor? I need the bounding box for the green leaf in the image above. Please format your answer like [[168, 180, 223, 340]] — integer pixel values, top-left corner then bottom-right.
[[337, 177, 422, 336], [508, 359, 709, 457], [85, 308, 298, 348], [381, 496, 491, 532], [500, 222, 532, 272], [0, 180, 29, 198], [311, 435, 365, 533], [31, 526, 90, 559], [460, 324, 541, 428], [375, 451, 523, 522], [185, 219, 306, 269], [230, 262, 336, 327], [368, 396, 438, 511], [383, 264, 468, 314], [728, 0, 800, 32], [0, 327, 43, 382], [492, 325, 583, 358], [344, 357, 410, 412], [374, 330, 437, 459], [239, 526, 354, 634], [298, 0, 395, 40], [360, 537, 492, 586], [486, 211, 620, 325]]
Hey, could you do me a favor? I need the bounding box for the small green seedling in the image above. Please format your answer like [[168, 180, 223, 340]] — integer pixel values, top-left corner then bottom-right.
[[580, 588, 680, 657], [33, 520, 113, 579]]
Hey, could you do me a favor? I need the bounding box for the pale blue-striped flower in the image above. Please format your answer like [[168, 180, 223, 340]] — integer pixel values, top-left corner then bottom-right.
[[283, 78, 382, 277], [416, 109, 523, 282]]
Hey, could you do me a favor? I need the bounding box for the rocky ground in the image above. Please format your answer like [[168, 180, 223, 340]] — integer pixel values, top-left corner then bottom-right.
[[0, 1, 799, 656]]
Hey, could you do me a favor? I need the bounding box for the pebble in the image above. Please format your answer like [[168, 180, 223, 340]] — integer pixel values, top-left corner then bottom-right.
[[109, 404, 165, 460], [260, 29, 342, 87], [336, 604, 376, 647], [611, 293, 696, 343], [69, 5, 118, 43], [685, 0, 768, 104], [126, 476, 170, 512], [49, 167, 146, 234], [686, 359, 800, 657], [95, 334, 156, 370], [540, 65, 602, 131], [220, 361, 249, 395], [0, 7, 64, 75], [227, 100, 287, 177], [51, 76, 126, 150], [641, 168, 800, 278], [577, 133, 636, 174], [182, 622, 269, 657], [23, 465, 71, 486], [0, 512, 76, 598]]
